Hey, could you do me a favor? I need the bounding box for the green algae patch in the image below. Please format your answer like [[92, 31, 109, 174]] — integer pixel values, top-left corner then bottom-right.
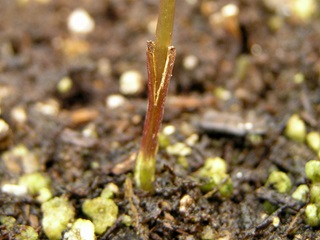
[[82, 197, 118, 235]]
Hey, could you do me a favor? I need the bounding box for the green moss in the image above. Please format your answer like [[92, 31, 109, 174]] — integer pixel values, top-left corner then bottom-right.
[[82, 197, 118, 235], [305, 204, 320, 227], [265, 171, 292, 194], [41, 197, 75, 240], [166, 142, 192, 157], [18, 172, 51, 196], [195, 157, 233, 197], [15, 225, 39, 240], [158, 132, 171, 149], [310, 184, 320, 203], [263, 201, 277, 214], [292, 184, 309, 203], [197, 157, 228, 177], [285, 114, 306, 143], [305, 160, 320, 183], [0, 215, 16, 227], [121, 215, 132, 227], [306, 132, 320, 157]]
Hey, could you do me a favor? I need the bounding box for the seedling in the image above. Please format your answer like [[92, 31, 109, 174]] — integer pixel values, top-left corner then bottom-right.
[[134, 0, 176, 191]]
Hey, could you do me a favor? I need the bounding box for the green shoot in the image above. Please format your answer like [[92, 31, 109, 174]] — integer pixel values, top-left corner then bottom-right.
[[134, 0, 176, 191]]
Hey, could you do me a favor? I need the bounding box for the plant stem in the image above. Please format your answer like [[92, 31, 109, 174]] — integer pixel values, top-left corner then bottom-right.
[[154, 0, 176, 93], [135, 43, 175, 191], [134, 0, 176, 191]]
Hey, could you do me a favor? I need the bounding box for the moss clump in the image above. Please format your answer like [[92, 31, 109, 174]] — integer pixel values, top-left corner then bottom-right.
[[0, 216, 38, 240], [265, 171, 292, 194], [18, 172, 52, 202], [306, 132, 320, 158], [41, 197, 75, 240], [82, 197, 118, 235], [284, 114, 306, 143], [15, 225, 39, 240], [310, 184, 320, 204], [194, 157, 233, 197], [305, 160, 320, 184], [292, 184, 309, 203], [305, 204, 320, 227]]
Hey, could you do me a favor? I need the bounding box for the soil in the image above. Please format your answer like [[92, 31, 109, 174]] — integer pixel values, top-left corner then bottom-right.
[[1, 0, 320, 239]]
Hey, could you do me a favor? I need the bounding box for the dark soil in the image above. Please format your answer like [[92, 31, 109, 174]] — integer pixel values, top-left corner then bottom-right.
[[1, 0, 320, 239]]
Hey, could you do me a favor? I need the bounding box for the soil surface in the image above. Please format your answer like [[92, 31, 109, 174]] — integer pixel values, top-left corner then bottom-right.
[[1, 0, 320, 239]]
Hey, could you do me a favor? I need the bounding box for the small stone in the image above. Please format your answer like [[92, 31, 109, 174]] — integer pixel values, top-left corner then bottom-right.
[[119, 70, 144, 95], [214, 87, 231, 101], [68, 8, 95, 35], [34, 99, 60, 116], [163, 125, 176, 135], [293, 73, 305, 84], [57, 77, 73, 94], [201, 226, 215, 240], [81, 124, 98, 140], [290, 0, 316, 22], [0, 118, 11, 149], [11, 106, 27, 124], [179, 194, 194, 213], [106, 94, 126, 109], [1, 183, 28, 197], [272, 216, 280, 227], [98, 58, 112, 77], [221, 4, 239, 18], [63, 218, 95, 240], [183, 55, 198, 70]]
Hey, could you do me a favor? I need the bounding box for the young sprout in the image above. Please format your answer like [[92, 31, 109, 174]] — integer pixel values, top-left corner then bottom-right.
[[134, 0, 176, 191]]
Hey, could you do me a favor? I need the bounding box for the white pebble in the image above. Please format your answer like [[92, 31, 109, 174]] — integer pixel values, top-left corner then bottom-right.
[[119, 70, 144, 95], [179, 195, 194, 213], [221, 4, 239, 18], [68, 8, 95, 35], [0, 119, 9, 134], [106, 94, 126, 109], [1, 184, 28, 197], [34, 99, 60, 116], [163, 125, 176, 135], [64, 218, 95, 240], [11, 106, 27, 124], [183, 55, 198, 70]]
